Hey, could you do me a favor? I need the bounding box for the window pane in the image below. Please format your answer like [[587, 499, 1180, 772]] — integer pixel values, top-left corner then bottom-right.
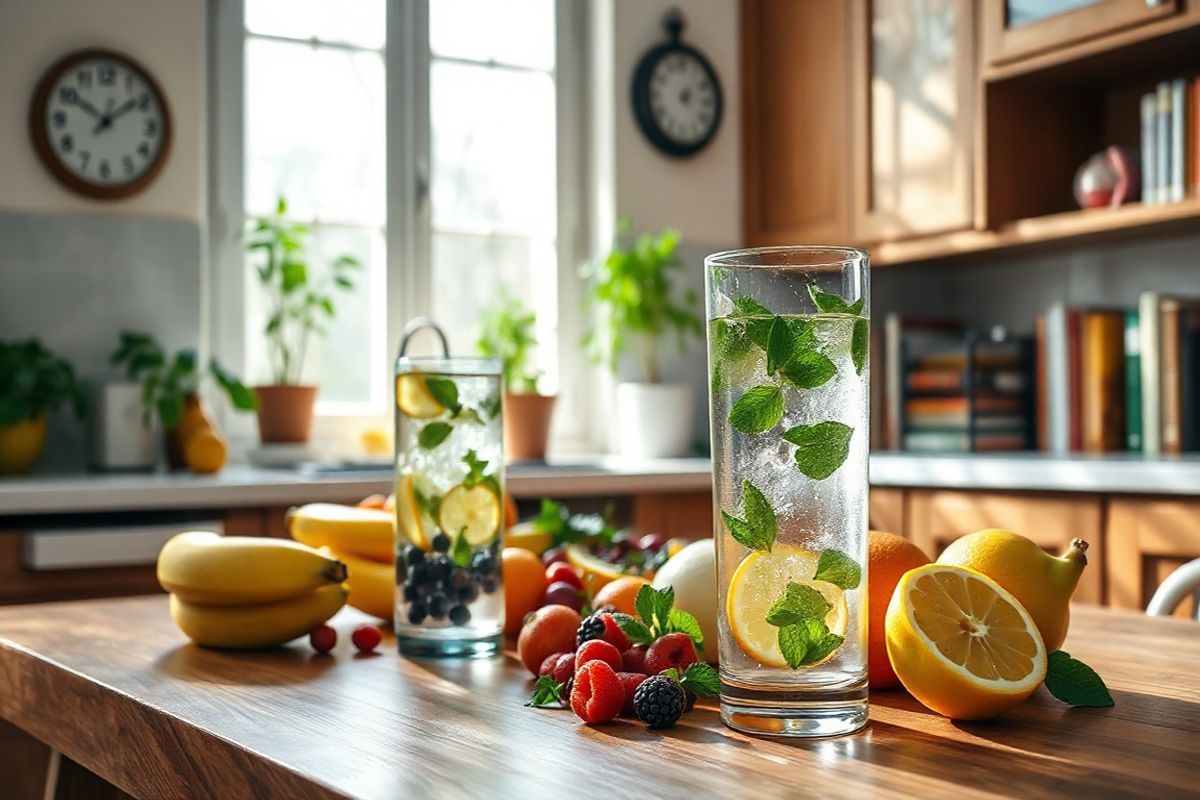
[[245, 38, 385, 225], [246, 0, 385, 49], [244, 225, 385, 407], [430, 0, 555, 70], [430, 61, 556, 236], [431, 232, 558, 392]]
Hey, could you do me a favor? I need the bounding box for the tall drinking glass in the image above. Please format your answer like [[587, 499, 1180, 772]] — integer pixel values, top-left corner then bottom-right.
[[705, 246, 869, 737], [393, 355, 505, 658]]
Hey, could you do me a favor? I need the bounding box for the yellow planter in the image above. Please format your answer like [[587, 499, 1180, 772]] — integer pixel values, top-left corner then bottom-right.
[[0, 413, 47, 475]]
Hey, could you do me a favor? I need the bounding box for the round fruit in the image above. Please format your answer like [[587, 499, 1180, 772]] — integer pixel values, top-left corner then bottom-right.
[[937, 529, 1088, 652], [576, 639, 623, 672], [539, 652, 566, 677], [551, 652, 576, 683], [652, 539, 717, 662], [664, 537, 690, 558], [639, 533, 666, 553], [867, 530, 931, 688], [395, 474, 428, 550], [501, 547, 548, 637], [543, 581, 583, 612], [542, 546, 568, 567], [545, 561, 584, 591], [565, 542, 625, 591], [517, 605, 581, 675], [597, 613, 631, 651], [725, 545, 848, 668], [644, 632, 698, 675], [503, 493, 519, 530], [396, 374, 444, 419], [633, 675, 686, 729], [184, 429, 227, 474], [621, 644, 648, 674], [357, 494, 388, 509], [617, 672, 648, 716], [570, 660, 625, 724], [886, 563, 1048, 721], [576, 612, 606, 646], [309, 624, 336, 654], [351, 624, 382, 653], [592, 575, 650, 616], [438, 484, 501, 546], [505, 520, 552, 554]]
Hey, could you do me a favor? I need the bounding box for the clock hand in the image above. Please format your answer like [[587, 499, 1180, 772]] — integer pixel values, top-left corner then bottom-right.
[[94, 98, 141, 136], [74, 98, 102, 118]]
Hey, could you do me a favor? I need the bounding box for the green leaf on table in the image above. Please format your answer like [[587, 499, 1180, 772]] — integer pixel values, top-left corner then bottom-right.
[[852, 318, 869, 375], [1044, 651, 1115, 708], [525, 676, 566, 708], [778, 348, 836, 389], [778, 623, 812, 669], [418, 422, 453, 450], [424, 376, 461, 415], [814, 549, 862, 590], [634, 584, 675, 634], [784, 421, 853, 480], [729, 384, 784, 434], [667, 608, 704, 648], [451, 527, 472, 569], [680, 662, 720, 697], [765, 582, 832, 627], [611, 612, 655, 646]]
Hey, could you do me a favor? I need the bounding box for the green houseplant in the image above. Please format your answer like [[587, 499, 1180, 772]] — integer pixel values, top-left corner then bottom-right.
[[582, 223, 703, 458], [475, 289, 555, 460], [247, 196, 360, 443], [0, 339, 84, 474]]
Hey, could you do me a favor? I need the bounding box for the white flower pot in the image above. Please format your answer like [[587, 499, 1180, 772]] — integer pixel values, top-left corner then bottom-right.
[[615, 382, 694, 459]]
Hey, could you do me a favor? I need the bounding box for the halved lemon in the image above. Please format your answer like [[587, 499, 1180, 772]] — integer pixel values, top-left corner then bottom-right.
[[396, 374, 444, 419], [504, 520, 553, 554], [566, 543, 627, 592], [726, 545, 848, 668], [885, 563, 1047, 720], [438, 484, 501, 546], [395, 474, 428, 550]]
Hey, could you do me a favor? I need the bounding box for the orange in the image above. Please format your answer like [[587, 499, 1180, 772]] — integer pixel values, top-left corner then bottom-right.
[[517, 604, 580, 675], [867, 530, 931, 688], [593, 575, 650, 616], [502, 547, 548, 637]]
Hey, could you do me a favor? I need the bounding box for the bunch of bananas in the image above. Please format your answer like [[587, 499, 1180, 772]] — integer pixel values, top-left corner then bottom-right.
[[158, 531, 349, 648], [287, 503, 396, 621]]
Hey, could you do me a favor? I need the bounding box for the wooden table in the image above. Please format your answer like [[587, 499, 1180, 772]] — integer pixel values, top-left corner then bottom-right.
[[0, 598, 1196, 800]]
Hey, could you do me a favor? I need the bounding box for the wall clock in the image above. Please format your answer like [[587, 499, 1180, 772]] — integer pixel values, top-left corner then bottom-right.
[[631, 12, 723, 159], [29, 48, 172, 200]]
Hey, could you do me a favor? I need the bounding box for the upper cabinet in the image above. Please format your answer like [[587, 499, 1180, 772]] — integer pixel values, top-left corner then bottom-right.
[[983, 0, 1179, 66]]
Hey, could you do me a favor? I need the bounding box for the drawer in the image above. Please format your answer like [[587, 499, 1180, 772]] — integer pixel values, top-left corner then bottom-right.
[[1106, 497, 1200, 618], [906, 490, 1104, 604]]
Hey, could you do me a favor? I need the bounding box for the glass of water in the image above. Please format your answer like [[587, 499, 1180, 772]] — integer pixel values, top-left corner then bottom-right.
[[393, 354, 505, 658], [705, 246, 870, 737]]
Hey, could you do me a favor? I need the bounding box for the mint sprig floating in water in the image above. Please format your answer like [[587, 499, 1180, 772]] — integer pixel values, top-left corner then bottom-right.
[[807, 285, 868, 375], [424, 376, 461, 416], [418, 422, 453, 450], [728, 385, 784, 434], [720, 479, 776, 551], [777, 617, 844, 669], [783, 421, 854, 480], [813, 548, 862, 590], [1044, 651, 1114, 708]]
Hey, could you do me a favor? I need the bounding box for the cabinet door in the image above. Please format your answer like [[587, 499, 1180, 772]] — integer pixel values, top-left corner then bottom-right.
[[632, 491, 713, 541], [851, 0, 975, 241], [1106, 498, 1200, 618], [742, 0, 853, 245], [868, 487, 906, 536], [983, 0, 1179, 65], [906, 490, 1104, 604]]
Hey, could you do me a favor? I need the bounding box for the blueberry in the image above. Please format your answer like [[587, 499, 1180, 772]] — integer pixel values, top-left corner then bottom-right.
[[471, 552, 496, 577], [429, 592, 449, 619], [403, 583, 418, 603], [404, 545, 425, 566], [449, 605, 471, 625], [408, 602, 427, 625], [480, 576, 498, 594], [450, 568, 472, 590], [457, 583, 480, 604], [431, 532, 451, 553], [408, 563, 428, 586], [428, 557, 450, 582]]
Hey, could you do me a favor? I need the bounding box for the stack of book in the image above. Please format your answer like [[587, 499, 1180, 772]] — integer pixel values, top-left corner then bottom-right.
[[1036, 295, 1200, 454], [1140, 77, 1200, 204]]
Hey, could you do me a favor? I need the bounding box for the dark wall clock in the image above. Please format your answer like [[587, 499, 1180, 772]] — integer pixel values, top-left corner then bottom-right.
[[631, 11, 723, 159], [29, 48, 172, 200]]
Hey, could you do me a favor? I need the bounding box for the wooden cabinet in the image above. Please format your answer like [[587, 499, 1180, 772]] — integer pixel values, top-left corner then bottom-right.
[[868, 486, 906, 535], [1106, 497, 1200, 618], [632, 491, 713, 540], [850, 0, 976, 240], [982, 0, 1179, 66]]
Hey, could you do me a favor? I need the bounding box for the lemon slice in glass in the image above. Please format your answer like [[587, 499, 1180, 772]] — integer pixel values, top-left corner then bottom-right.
[[395, 474, 428, 550], [726, 545, 848, 668], [438, 484, 501, 546], [395, 374, 444, 419]]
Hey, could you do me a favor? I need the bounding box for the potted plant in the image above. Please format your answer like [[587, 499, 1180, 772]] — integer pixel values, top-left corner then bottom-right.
[[246, 197, 360, 443], [111, 332, 256, 472], [476, 289, 554, 461], [0, 340, 84, 474], [582, 223, 703, 458]]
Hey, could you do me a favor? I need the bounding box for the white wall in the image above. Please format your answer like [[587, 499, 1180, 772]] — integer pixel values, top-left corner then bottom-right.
[[0, 0, 206, 220]]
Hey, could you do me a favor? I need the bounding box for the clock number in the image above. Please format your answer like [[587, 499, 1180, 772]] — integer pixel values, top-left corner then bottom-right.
[[137, 141, 150, 159], [60, 134, 73, 153], [78, 150, 91, 170], [122, 156, 134, 176], [99, 65, 115, 85], [58, 86, 78, 104], [76, 69, 92, 88], [99, 160, 111, 179], [144, 118, 158, 137], [52, 110, 66, 129], [139, 93, 151, 111]]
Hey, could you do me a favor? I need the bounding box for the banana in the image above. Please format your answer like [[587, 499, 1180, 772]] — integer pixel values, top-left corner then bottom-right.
[[333, 549, 396, 621], [287, 503, 395, 562], [170, 582, 349, 649], [157, 531, 347, 606]]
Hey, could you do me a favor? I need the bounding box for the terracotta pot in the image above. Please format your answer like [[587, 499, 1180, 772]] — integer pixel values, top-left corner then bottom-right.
[[503, 392, 556, 461], [254, 384, 317, 444], [0, 412, 47, 475]]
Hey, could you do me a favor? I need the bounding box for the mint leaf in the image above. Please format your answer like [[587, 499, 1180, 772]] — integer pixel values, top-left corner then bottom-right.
[[611, 613, 654, 645], [731, 297, 774, 348], [729, 384, 784, 433], [681, 662, 720, 697], [814, 548, 862, 589], [808, 285, 851, 314], [778, 623, 811, 669], [667, 608, 704, 648], [480, 392, 502, 419], [784, 421, 853, 480], [849, 298, 865, 315], [741, 480, 776, 546], [766, 317, 791, 375], [424, 376, 461, 414], [634, 584, 674, 635], [418, 422, 453, 450], [800, 621, 843, 666], [778, 348, 836, 389], [1044, 651, 1114, 708], [722, 511, 768, 551], [851, 318, 868, 375], [766, 582, 831, 626], [659, 667, 682, 682], [413, 486, 441, 520], [462, 451, 501, 499], [451, 527, 472, 568], [525, 676, 565, 708]]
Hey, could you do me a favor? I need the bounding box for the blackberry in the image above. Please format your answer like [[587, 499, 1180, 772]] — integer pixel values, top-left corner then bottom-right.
[[632, 676, 686, 729], [449, 605, 471, 625], [431, 532, 451, 553], [576, 612, 606, 647]]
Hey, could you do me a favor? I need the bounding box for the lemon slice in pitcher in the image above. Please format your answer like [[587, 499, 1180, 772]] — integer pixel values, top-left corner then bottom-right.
[[438, 484, 501, 546], [396, 374, 444, 419]]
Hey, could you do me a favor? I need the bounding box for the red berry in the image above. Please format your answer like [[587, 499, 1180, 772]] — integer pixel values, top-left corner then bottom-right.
[[540, 652, 567, 677], [576, 639, 622, 672], [644, 632, 699, 675], [542, 547, 569, 567], [598, 613, 631, 651], [621, 644, 648, 674], [309, 624, 336, 654], [569, 660, 624, 724], [551, 652, 576, 683], [543, 581, 583, 611], [350, 624, 382, 653], [545, 562, 584, 591], [639, 533, 666, 552], [617, 672, 649, 716]]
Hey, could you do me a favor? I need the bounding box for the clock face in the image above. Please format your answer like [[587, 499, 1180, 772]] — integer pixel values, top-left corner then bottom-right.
[[632, 43, 723, 158], [31, 50, 170, 199]]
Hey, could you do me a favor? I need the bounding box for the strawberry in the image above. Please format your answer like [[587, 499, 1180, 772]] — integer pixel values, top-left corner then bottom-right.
[[598, 613, 631, 652], [575, 639, 622, 672], [644, 632, 699, 675], [621, 645, 648, 674], [570, 660, 624, 724], [617, 672, 648, 716]]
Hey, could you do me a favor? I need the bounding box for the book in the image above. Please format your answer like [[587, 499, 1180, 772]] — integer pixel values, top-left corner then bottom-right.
[[905, 369, 1027, 394], [1191, 78, 1200, 195], [1067, 308, 1083, 451], [1045, 303, 1071, 454], [1035, 315, 1047, 451], [1142, 92, 1158, 203], [1161, 299, 1200, 453], [902, 431, 1028, 453], [1170, 79, 1187, 202], [1125, 310, 1142, 452], [1139, 292, 1162, 455], [906, 396, 1023, 415], [1182, 308, 1200, 451], [1157, 82, 1171, 206], [1080, 310, 1126, 453]]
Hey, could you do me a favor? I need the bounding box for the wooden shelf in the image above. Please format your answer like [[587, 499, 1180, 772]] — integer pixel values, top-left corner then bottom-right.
[[871, 197, 1200, 267]]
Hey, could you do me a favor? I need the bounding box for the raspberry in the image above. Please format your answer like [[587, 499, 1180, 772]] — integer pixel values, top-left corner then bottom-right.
[[575, 639, 622, 672], [621, 645, 648, 674], [617, 672, 648, 716], [633, 675, 686, 729], [570, 660, 624, 724], [351, 625, 382, 653], [576, 613, 606, 646], [539, 652, 567, 677], [644, 632, 698, 675], [551, 652, 575, 684]]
